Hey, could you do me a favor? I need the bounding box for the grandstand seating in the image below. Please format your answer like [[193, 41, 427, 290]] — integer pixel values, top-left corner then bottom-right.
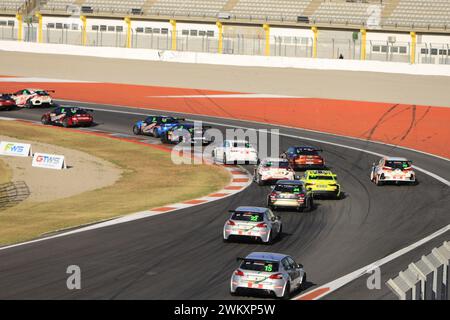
[[312, 0, 385, 25], [384, 0, 450, 28], [147, 0, 228, 17], [229, 0, 311, 21], [0, 0, 27, 13]]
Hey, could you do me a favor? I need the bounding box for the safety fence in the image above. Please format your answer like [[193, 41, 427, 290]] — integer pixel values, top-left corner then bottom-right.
[[387, 241, 450, 300], [1, 23, 449, 65]]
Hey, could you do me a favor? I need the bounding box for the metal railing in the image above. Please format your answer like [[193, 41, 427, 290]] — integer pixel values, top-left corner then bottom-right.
[[387, 241, 450, 300]]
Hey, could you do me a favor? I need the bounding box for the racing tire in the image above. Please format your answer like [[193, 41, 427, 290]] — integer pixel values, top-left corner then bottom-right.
[[375, 176, 384, 186], [257, 174, 265, 186], [41, 116, 50, 125], [230, 290, 238, 297], [301, 273, 307, 290], [62, 118, 70, 128], [280, 282, 291, 300], [222, 237, 230, 243], [25, 99, 33, 109], [263, 231, 273, 245], [133, 125, 141, 135], [278, 225, 283, 238], [223, 154, 227, 165]]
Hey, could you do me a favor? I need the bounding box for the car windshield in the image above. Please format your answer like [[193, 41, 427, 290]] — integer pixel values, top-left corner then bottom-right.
[[295, 148, 318, 155], [240, 260, 279, 273], [308, 175, 334, 180], [264, 161, 289, 168], [274, 184, 304, 193], [35, 90, 49, 96], [385, 160, 412, 169], [231, 211, 264, 222]]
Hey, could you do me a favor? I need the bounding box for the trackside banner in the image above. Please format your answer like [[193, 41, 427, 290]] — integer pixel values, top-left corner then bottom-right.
[[0, 141, 31, 157], [32, 152, 66, 170]]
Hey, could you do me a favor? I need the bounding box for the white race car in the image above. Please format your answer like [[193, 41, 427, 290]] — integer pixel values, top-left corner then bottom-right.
[[254, 158, 295, 186], [212, 140, 258, 165], [370, 156, 416, 186], [11, 88, 54, 108]]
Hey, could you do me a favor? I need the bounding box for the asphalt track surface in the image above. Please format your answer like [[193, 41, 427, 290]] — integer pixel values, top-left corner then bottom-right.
[[0, 102, 449, 300]]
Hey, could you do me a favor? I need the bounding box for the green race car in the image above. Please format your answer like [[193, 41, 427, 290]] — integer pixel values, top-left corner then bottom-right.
[[301, 170, 341, 199]]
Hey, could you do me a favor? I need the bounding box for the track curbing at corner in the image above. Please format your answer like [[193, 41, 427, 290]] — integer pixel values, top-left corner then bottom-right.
[[0, 117, 253, 251]]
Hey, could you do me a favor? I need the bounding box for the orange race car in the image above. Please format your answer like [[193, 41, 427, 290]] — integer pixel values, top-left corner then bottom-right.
[[280, 146, 325, 170]]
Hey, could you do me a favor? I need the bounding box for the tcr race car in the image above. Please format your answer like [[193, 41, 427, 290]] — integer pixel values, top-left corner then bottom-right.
[[370, 156, 417, 186], [132, 115, 184, 137], [230, 252, 306, 299], [253, 158, 295, 186], [223, 206, 282, 244], [301, 170, 341, 199], [41, 106, 94, 128], [161, 123, 213, 145], [212, 140, 258, 165], [10, 88, 54, 108], [267, 180, 314, 212], [280, 146, 325, 170], [0, 94, 16, 111]]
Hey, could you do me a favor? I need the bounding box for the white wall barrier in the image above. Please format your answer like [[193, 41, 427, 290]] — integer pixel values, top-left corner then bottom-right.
[[0, 141, 32, 157], [32, 152, 66, 170], [387, 241, 450, 300], [1, 40, 450, 77]]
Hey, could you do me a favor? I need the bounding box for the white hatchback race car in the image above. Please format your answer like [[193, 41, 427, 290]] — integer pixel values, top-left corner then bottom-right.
[[254, 158, 295, 186], [370, 156, 417, 186], [212, 140, 258, 164], [11, 88, 54, 108]]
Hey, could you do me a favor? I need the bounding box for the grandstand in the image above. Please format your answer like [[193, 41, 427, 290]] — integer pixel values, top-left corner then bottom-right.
[[2, 0, 450, 32], [0, 0, 27, 14]]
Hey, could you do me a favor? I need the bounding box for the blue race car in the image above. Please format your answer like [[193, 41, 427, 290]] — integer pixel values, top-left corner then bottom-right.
[[132, 115, 184, 137]]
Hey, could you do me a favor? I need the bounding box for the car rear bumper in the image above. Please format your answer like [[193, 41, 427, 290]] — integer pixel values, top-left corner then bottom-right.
[[224, 227, 269, 242], [231, 278, 286, 298], [269, 198, 306, 208]]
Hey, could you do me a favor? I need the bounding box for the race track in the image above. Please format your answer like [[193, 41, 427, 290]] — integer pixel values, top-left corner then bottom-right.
[[0, 102, 449, 300]]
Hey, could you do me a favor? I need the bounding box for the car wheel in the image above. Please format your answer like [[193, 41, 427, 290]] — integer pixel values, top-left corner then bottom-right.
[[133, 125, 140, 135], [62, 118, 70, 128], [41, 116, 49, 125], [301, 273, 307, 290], [230, 290, 238, 297], [278, 224, 283, 238], [281, 282, 291, 300], [223, 153, 227, 165], [376, 175, 383, 186], [264, 231, 273, 245], [25, 100, 33, 109]]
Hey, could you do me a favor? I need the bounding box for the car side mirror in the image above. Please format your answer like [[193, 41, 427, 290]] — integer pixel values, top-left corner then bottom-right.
[[298, 264, 303, 269], [295, 175, 301, 180]]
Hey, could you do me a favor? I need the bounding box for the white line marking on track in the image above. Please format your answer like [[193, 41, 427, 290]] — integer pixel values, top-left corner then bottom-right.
[[293, 223, 450, 300]]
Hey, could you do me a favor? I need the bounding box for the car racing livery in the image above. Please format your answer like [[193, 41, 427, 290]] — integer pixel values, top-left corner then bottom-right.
[[253, 158, 295, 186], [41, 106, 94, 128], [280, 146, 325, 170], [230, 252, 306, 299], [223, 206, 282, 244], [132, 115, 184, 137], [0, 94, 16, 111], [11, 88, 54, 108], [370, 156, 417, 186], [267, 180, 314, 212], [212, 140, 258, 165], [161, 123, 213, 145], [301, 170, 341, 199]]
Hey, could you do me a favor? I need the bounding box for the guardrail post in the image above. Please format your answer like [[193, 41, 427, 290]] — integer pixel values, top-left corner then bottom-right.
[[386, 276, 413, 300], [432, 242, 450, 300], [15, 13, 22, 41], [311, 26, 318, 58], [399, 269, 421, 300], [360, 28, 366, 60], [410, 31, 416, 64], [216, 21, 223, 54], [423, 252, 445, 300], [124, 17, 131, 48], [35, 12, 42, 43], [170, 19, 176, 51], [409, 260, 434, 300], [263, 23, 270, 56], [80, 16, 87, 46]]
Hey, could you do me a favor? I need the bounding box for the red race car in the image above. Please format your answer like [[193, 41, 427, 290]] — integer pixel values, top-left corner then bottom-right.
[[41, 106, 94, 128], [0, 94, 16, 111], [280, 146, 325, 170]]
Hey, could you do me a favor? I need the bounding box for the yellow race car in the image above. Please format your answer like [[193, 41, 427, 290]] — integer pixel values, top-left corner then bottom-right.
[[301, 170, 341, 199]]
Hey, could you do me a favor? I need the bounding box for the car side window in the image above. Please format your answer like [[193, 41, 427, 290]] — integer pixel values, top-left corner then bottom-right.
[[286, 257, 297, 269], [281, 258, 291, 271]]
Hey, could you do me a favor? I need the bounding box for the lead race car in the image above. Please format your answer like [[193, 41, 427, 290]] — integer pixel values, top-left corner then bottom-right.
[[10, 88, 54, 108], [132, 115, 184, 137], [41, 106, 94, 128], [253, 158, 295, 186], [370, 156, 417, 186]]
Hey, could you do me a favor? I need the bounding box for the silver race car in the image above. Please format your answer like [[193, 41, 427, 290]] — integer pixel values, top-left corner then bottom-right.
[[223, 206, 282, 244], [230, 252, 306, 299]]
